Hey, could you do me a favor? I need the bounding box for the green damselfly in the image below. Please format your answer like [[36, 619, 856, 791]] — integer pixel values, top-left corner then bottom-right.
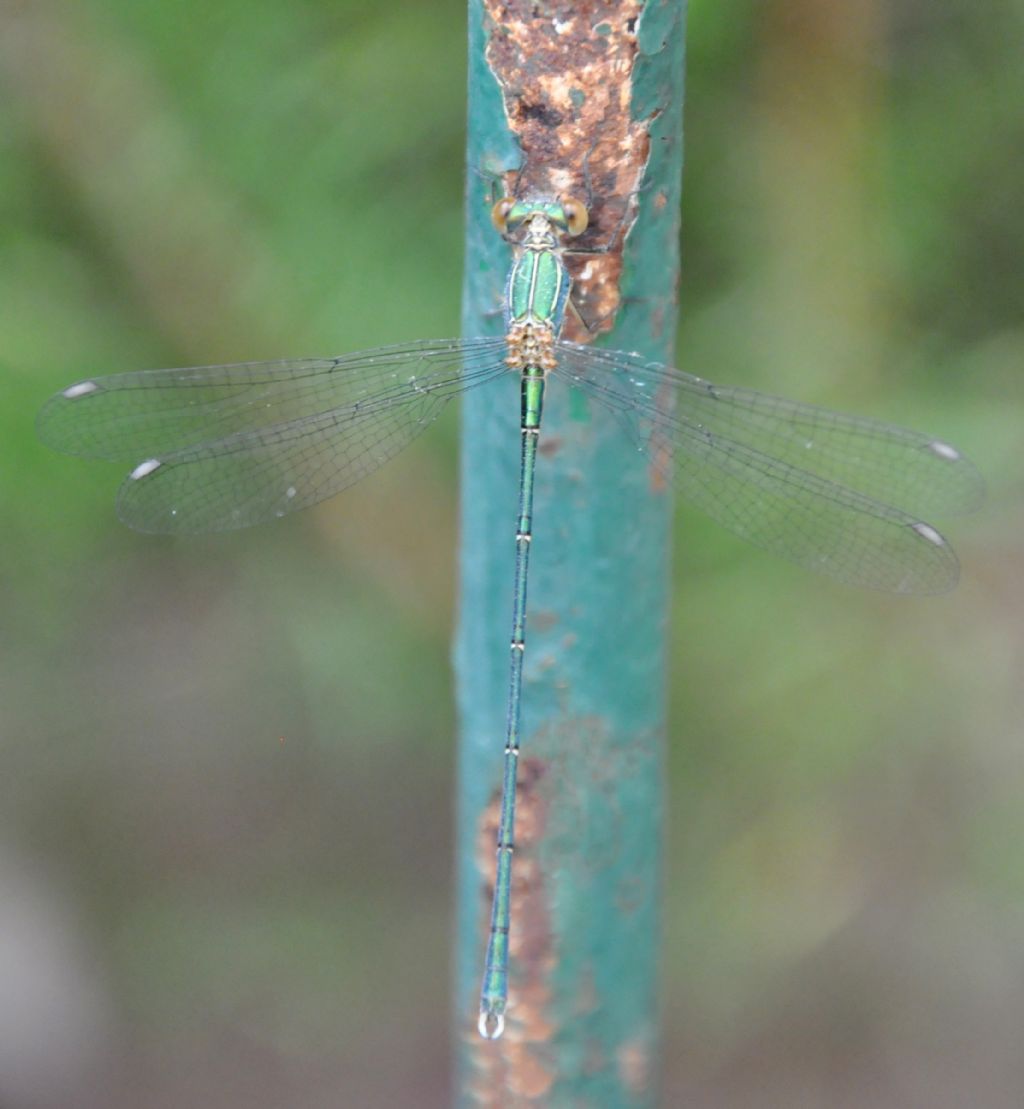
[[38, 190, 983, 1040]]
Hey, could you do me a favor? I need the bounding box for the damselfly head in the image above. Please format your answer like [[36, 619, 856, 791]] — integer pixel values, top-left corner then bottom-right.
[[491, 195, 589, 239]]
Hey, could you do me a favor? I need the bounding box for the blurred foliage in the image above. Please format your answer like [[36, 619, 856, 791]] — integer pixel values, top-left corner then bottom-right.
[[0, 0, 1021, 1106]]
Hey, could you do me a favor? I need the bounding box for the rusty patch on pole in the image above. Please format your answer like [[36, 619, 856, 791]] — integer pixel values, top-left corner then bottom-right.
[[483, 1, 649, 341], [469, 758, 556, 1100]]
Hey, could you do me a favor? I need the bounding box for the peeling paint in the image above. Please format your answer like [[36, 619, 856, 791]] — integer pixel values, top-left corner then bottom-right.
[[483, 0, 651, 341]]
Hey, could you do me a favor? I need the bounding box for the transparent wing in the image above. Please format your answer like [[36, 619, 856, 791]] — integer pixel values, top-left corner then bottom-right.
[[553, 342, 984, 594], [39, 338, 510, 534]]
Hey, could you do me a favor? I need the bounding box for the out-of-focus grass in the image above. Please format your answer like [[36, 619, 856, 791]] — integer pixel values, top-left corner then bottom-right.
[[0, 1, 1021, 1106]]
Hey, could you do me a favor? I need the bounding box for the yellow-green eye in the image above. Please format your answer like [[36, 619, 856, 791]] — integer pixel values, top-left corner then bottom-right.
[[491, 198, 515, 233], [562, 197, 588, 236]]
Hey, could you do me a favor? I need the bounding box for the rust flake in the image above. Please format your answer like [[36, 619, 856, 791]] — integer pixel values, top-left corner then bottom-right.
[[616, 1033, 654, 1096], [530, 609, 560, 633], [647, 377, 675, 494], [484, 1, 650, 341]]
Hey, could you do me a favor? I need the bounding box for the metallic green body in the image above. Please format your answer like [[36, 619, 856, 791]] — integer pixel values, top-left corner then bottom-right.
[[508, 248, 568, 325], [478, 206, 569, 1036]]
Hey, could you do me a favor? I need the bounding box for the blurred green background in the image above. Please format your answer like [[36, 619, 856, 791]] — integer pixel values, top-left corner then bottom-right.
[[1, 0, 1020, 1105]]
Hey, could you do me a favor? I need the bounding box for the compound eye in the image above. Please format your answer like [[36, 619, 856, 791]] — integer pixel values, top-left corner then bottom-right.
[[562, 197, 589, 236], [491, 198, 515, 234]]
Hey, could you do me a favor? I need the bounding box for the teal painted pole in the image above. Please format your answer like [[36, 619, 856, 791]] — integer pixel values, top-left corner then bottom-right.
[[455, 2, 685, 1103]]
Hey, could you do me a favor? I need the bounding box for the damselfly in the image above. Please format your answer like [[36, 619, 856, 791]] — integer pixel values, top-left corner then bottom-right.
[[37, 191, 983, 1040]]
